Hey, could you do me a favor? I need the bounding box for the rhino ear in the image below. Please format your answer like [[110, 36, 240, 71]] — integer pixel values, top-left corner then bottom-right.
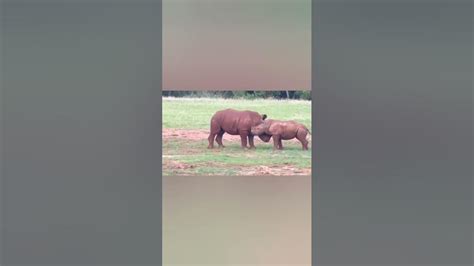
[[262, 114, 267, 120]]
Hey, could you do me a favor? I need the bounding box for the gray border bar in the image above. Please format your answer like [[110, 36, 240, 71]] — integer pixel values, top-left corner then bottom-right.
[[312, 0, 472, 265], [1, 1, 162, 265]]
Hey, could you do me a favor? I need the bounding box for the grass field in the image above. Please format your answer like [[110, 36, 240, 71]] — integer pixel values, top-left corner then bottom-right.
[[163, 97, 312, 176]]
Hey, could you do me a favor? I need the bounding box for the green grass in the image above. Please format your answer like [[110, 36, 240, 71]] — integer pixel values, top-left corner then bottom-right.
[[163, 97, 312, 176], [163, 97, 311, 129]]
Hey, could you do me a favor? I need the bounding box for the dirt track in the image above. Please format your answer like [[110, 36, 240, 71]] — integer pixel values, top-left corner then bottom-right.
[[163, 128, 309, 144], [163, 128, 311, 176]]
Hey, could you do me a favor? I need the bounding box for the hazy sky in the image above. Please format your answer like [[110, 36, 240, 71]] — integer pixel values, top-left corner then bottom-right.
[[163, 0, 311, 90]]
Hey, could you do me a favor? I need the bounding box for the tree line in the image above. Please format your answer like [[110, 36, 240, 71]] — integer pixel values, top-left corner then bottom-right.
[[163, 90, 311, 100]]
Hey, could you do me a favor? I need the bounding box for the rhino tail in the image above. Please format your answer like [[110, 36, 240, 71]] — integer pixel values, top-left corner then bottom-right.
[[304, 125, 311, 135]]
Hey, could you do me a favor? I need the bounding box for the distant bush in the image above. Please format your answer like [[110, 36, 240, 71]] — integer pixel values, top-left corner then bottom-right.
[[298, 90, 311, 100], [163, 90, 311, 100]]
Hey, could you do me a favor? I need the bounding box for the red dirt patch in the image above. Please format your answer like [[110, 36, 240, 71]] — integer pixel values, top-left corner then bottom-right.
[[163, 160, 311, 176], [162, 129, 312, 176], [236, 165, 311, 176], [163, 128, 241, 142], [163, 160, 195, 170], [163, 128, 310, 145]]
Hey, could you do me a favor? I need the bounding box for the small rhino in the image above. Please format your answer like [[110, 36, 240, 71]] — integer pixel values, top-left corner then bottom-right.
[[251, 119, 310, 150]]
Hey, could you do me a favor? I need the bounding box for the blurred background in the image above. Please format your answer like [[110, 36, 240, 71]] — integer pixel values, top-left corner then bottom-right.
[[163, 175, 311, 265], [163, 0, 311, 90]]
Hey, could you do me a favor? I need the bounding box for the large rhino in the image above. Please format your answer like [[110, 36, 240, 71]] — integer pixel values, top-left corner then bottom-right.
[[207, 109, 271, 149]]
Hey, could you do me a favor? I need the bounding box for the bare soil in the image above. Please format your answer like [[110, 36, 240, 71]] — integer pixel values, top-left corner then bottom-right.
[[235, 164, 311, 176], [163, 128, 309, 144], [163, 128, 311, 176]]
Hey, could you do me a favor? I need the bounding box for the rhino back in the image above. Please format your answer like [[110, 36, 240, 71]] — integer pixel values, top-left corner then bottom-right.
[[212, 109, 260, 134]]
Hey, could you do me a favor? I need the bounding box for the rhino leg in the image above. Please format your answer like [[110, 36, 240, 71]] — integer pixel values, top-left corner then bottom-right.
[[272, 135, 281, 150], [239, 131, 249, 149], [208, 120, 220, 149], [248, 135, 256, 149], [208, 133, 216, 149], [216, 130, 225, 148], [296, 130, 309, 150]]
